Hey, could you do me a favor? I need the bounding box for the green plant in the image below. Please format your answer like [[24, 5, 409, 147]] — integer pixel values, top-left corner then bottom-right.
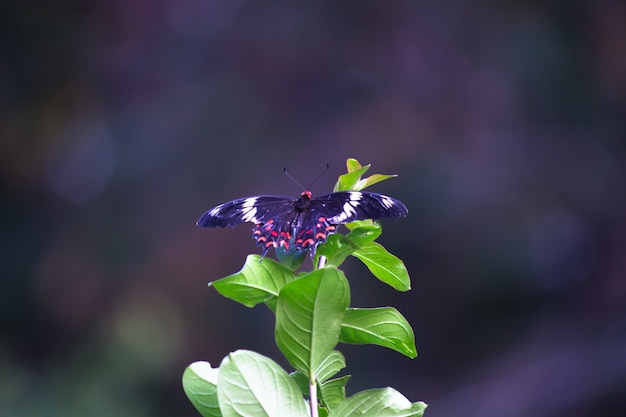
[[183, 158, 427, 417]]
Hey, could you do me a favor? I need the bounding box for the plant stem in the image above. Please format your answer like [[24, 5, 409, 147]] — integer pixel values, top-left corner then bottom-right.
[[310, 254, 325, 417], [309, 379, 318, 417], [317, 255, 327, 269]]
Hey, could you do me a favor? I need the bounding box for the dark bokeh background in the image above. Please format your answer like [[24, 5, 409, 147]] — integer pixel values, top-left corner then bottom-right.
[[1, 1, 625, 416]]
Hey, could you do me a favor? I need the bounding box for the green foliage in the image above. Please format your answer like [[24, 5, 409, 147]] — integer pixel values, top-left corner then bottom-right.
[[184, 158, 426, 417]]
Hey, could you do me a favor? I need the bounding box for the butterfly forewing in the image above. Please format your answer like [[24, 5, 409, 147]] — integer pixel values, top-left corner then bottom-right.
[[311, 191, 408, 224], [196, 196, 296, 228]]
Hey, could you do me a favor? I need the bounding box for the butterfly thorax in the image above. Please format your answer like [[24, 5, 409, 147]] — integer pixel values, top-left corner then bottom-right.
[[294, 191, 313, 212]]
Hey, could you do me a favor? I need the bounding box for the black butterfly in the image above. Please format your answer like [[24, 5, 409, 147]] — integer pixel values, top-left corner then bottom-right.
[[197, 190, 408, 256]]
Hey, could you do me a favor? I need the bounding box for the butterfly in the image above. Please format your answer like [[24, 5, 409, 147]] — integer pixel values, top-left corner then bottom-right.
[[197, 190, 408, 257]]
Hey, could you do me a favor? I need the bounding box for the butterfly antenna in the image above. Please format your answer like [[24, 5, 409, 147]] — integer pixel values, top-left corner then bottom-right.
[[283, 163, 329, 191], [283, 168, 306, 191], [306, 163, 330, 189]]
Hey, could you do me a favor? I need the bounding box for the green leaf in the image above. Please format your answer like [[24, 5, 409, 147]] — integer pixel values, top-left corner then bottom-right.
[[315, 350, 346, 383], [289, 371, 310, 397], [290, 358, 347, 413], [352, 242, 411, 291], [343, 219, 375, 231], [340, 308, 417, 358], [334, 165, 371, 192], [275, 268, 350, 378], [315, 223, 382, 268], [315, 234, 358, 267], [346, 158, 363, 172], [182, 361, 221, 417], [319, 375, 350, 410], [335, 158, 401, 192], [345, 223, 382, 246], [354, 174, 398, 191], [327, 388, 427, 417], [218, 350, 309, 417], [210, 255, 298, 307]]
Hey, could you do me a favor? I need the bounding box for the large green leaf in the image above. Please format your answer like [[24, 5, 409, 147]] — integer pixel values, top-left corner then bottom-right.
[[340, 308, 417, 358], [217, 350, 309, 417], [275, 268, 350, 378], [327, 388, 427, 417], [182, 361, 221, 417], [352, 242, 411, 291], [210, 255, 298, 307]]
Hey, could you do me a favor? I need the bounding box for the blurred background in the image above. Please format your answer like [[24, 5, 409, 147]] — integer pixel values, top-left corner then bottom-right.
[[1, 1, 625, 416]]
